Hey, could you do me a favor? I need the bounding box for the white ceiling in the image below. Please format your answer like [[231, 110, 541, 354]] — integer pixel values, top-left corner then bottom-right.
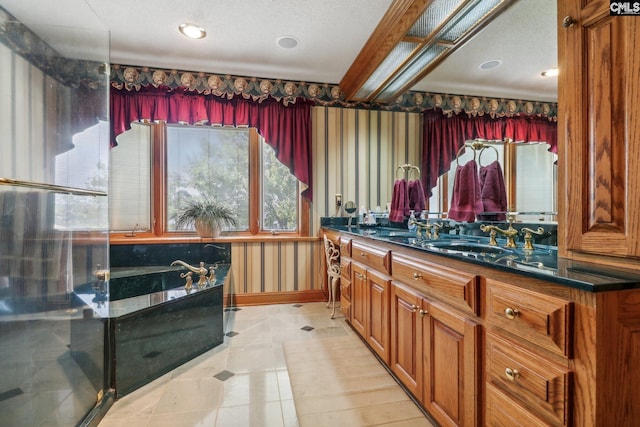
[[0, 0, 557, 102]]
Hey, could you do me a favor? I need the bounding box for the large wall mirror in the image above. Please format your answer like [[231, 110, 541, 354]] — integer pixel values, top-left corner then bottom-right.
[[432, 140, 557, 223], [416, 0, 557, 225]]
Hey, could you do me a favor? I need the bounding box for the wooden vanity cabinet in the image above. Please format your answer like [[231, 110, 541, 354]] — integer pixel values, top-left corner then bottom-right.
[[558, 0, 640, 260], [350, 241, 391, 364], [391, 280, 480, 427], [328, 230, 640, 426]]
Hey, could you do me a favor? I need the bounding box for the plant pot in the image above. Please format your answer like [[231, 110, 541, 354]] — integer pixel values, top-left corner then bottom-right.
[[194, 219, 221, 238]]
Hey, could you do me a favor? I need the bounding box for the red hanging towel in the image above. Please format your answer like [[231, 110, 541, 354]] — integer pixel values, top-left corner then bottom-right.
[[389, 178, 408, 223], [408, 179, 426, 213], [478, 160, 507, 221], [448, 160, 483, 222]]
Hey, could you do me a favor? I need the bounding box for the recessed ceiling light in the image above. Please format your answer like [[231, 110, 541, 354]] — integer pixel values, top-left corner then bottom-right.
[[179, 23, 207, 40], [479, 60, 502, 70], [541, 68, 559, 77], [276, 36, 299, 49]]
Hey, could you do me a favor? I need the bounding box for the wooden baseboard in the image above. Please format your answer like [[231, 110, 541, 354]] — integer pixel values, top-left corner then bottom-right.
[[224, 290, 327, 307]]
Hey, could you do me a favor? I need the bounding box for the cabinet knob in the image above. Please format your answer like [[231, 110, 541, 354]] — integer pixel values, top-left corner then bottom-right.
[[410, 304, 418, 312], [505, 367, 520, 381], [562, 15, 575, 28], [413, 273, 422, 280], [419, 309, 428, 317], [360, 252, 366, 257], [504, 307, 520, 320]]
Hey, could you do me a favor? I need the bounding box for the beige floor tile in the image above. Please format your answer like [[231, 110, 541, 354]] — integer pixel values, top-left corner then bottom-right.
[[219, 370, 281, 407], [152, 377, 225, 414], [297, 401, 427, 427], [215, 401, 284, 427], [281, 399, 300, 427], [295, 386, 411, 415], [147, 409, 218, 427], [276, 369, 294, 400], [96, 416, 151, 427]]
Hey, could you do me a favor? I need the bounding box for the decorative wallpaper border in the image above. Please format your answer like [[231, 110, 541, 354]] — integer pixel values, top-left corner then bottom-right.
[[111, 64, 557, 119]]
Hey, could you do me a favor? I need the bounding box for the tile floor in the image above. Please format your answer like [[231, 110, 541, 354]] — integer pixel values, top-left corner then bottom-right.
[[97, 302, 435, 427]]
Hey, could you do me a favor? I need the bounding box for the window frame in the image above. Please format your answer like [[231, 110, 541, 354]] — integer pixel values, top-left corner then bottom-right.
[[110, 121, 310, 242]]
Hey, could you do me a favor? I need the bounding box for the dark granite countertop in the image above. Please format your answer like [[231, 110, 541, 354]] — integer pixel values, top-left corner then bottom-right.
[[324, 225, 640, 292], [76, 264, 230, 318]]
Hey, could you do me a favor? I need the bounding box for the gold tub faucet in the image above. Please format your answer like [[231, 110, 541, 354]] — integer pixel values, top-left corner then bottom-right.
[[171, 260, 209, 288]]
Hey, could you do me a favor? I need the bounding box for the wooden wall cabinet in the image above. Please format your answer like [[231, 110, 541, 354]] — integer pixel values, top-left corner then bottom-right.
[[558, 0, 640, 261]]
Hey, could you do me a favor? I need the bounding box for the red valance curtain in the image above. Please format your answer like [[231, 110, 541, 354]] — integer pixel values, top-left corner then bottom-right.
[[110, 86, 314, 201], [421, 108, 557, 197]]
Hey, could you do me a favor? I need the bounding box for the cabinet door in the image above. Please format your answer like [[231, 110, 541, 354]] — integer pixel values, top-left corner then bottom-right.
[[351, 263, 367, 336], [423, 300, 480, 427], [559, 0, 640, 257], [366, 269, 390, 364], [390, 281, 423, 400]]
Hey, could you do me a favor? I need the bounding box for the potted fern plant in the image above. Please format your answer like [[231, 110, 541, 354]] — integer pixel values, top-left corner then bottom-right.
[[174, 199, 237, 238]]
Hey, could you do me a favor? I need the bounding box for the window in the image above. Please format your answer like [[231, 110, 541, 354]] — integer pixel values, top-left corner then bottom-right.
[[110, 122, 303, 238]]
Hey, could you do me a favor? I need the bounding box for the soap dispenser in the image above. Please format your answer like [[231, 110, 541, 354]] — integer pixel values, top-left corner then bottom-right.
[[408, 210, 417, 233]]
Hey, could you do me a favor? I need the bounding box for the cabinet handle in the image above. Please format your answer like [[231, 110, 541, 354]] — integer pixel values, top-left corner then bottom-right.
[[419, 309, 428, 317], [561, 15, 575, 28], [505, 368, 520, 381], [413, 273, 422, 280], [504, 307, 520, 320]]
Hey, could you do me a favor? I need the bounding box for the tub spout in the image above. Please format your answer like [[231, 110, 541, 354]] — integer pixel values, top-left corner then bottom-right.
[[171, 260, 209, 288]]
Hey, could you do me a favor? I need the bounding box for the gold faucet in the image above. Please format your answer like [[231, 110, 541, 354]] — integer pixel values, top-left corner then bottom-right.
[[171, 260, 209, 288], [180, 271, 194, 291], [480, 215, 518, 248], [409, 219, 442, 239], [520, 227, 545, 250]]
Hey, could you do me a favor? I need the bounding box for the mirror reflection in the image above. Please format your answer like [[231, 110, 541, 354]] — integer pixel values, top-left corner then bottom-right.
[[438, 139, 557, 224]]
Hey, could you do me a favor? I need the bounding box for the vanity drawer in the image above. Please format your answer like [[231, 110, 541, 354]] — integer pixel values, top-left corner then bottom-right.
[[351, 240, 391, 275], [339, 236, 352, 257], [486, 279, 573, 358], [340, 258, 351, 282], [486, 383, 550, 427], [486, 332, 572, 426], [391, 252, 479, 315]]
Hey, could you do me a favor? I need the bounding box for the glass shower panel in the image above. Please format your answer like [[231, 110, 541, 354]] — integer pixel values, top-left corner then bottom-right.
[[0, 11, 109, 427]]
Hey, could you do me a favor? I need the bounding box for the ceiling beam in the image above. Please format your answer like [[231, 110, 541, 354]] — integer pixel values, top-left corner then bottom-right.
[[339, 0, 430, 100]]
